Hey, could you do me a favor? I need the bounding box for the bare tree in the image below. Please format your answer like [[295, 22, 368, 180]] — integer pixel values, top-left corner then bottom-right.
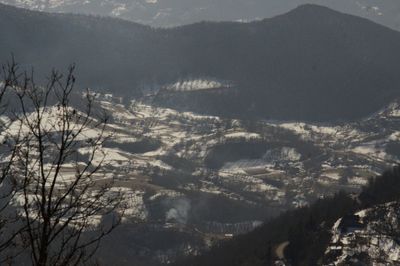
[[3, 63, 125, 265], [0, 59, 26, 262]]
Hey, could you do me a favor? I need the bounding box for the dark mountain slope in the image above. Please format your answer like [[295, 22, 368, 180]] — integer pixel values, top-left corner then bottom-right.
[[173, 166, 400, 266], [0, 3, 169, 94], [1, 4, 400, 121], [157, 5, 400, 121], [1, 0, 400, 31]]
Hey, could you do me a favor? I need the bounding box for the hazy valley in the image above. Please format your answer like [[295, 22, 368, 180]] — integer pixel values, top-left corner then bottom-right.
[[3, 89, 399, 265], [1, 2, 400, 265]]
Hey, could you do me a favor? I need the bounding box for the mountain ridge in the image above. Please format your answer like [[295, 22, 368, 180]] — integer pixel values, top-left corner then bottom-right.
[[1, 3, 400, 121], [1, 0, 400, 31]]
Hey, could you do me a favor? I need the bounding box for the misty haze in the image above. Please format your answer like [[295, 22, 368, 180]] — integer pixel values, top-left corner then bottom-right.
[[0, 1, 400, 266]]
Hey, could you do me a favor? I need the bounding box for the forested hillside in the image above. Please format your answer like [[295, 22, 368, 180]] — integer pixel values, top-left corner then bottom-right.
[[2, 4, 400, 121], [174, 166, 400, 266]]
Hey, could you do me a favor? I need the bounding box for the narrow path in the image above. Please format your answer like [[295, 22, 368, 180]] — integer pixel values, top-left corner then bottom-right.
[[275, 241, 290, 260]]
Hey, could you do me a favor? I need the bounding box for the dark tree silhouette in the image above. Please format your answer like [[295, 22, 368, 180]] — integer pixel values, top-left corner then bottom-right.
[[0, 59, 26, 262], [1, 61, 125, 265]]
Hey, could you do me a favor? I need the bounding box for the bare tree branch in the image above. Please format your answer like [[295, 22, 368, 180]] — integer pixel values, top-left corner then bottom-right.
[[1, 61, 125, 266]]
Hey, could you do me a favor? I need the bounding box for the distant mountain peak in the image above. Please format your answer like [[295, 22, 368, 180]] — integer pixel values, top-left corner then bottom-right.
[[1, 3, 400, 121], [293, 3, 335, 11], [0, 0, 400, 31], [282, 3, 351, 20]]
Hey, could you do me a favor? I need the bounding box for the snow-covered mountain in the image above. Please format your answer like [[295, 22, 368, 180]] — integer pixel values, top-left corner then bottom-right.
[[98, 95, 400, 264], [325, 201, 400, 265], [2, 2, 400, 263], [1, 0, 399, 30], [5, 91, 398, 265]]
